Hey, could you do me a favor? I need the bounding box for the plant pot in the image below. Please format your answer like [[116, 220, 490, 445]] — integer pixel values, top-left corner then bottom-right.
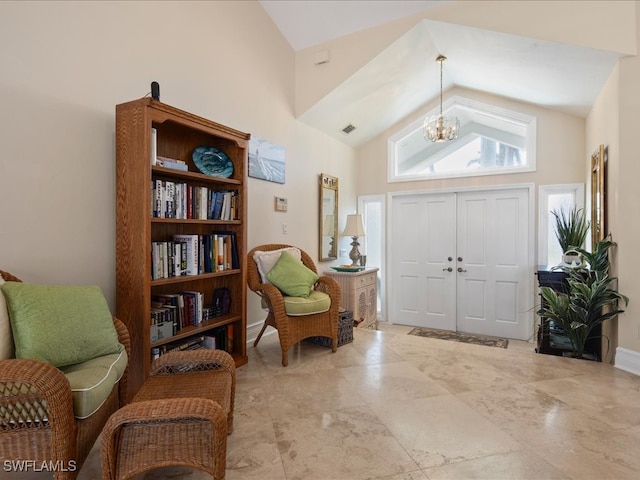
[[562, 249, 582, 268]]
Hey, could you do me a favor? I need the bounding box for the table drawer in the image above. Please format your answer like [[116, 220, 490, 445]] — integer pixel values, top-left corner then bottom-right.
[[357, 271, 377, 287]]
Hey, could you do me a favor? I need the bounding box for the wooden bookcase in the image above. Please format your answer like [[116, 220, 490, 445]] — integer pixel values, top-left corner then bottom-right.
[[115, 98, 249, 398]]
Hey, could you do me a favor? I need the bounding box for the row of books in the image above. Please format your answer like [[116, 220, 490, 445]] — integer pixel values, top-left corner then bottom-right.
[[150, 324, 234, 359], [152, 179, 239, 221], [151, 232, 239, 280], [151, 288, 232, 333]]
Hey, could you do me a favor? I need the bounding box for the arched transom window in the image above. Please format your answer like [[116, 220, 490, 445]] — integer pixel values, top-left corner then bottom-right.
[[388, 96, 536, 182]]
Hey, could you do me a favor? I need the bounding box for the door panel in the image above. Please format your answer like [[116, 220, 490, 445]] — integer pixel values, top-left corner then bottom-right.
[[391, 194, 456, 330], [456, 189, 530, 339], [495, 281, 518, 323]]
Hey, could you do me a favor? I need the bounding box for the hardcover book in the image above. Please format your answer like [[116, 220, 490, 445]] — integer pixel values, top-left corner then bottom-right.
[[172, 234, 199, 275]]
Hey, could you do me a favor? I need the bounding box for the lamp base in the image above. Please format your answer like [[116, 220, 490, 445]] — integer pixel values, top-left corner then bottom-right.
[[349, 236, 361, 266]]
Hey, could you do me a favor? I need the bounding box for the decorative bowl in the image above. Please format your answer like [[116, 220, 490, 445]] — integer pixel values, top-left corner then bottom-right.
[[192, 146, 234, 178], [331, 265, 365, 272]]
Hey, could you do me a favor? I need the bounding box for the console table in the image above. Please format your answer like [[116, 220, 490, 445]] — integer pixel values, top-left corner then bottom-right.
[[325, 268, 379, 329]]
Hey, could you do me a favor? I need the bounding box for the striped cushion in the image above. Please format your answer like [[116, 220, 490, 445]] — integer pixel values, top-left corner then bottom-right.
[[262, 290, 331, 316], [60, 344, 127, 419]]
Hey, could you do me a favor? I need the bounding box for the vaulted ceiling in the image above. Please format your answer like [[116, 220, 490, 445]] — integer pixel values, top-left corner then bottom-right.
[[260, 1, 627, 148]]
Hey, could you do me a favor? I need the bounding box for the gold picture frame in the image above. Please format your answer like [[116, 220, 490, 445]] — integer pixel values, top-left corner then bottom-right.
[[591, 144, 606, 250], [319, 173, 339, 261]]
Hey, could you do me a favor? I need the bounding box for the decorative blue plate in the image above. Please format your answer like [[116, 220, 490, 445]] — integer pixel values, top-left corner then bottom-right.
[[331, 265, 365, 272], [192, 146, 234, 178]]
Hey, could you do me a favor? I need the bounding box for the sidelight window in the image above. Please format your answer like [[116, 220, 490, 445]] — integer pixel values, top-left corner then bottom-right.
[[538, 183, 585, 267]]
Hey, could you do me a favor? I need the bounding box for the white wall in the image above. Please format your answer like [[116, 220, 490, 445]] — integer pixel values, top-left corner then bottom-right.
[[0, 1, 356, 333], [614, 16, 640, 366], [584, 4, 640, 369], [586, 66, 621, 364]]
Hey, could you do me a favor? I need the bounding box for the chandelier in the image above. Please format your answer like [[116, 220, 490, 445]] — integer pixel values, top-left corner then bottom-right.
[[424, 55, 459, 142]]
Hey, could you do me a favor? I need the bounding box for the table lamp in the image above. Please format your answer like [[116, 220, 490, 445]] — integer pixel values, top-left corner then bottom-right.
[[342, 214, 365, 266]]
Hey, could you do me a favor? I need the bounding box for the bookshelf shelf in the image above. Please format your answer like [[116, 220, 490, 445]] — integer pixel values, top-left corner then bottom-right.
[[152, 166, 242, 185], [116, 98, 249, 399], [150, 313, 242, 348], [150, 270, 241, 287], [151, 218, 242, 225]]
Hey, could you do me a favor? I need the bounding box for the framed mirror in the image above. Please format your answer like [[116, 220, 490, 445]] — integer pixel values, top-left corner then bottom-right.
[[319, 174, 339, 261], [591, 144, 606, 250]]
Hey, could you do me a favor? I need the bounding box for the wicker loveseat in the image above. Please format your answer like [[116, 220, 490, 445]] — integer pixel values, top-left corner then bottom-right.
[[0, 270, 130, 480]]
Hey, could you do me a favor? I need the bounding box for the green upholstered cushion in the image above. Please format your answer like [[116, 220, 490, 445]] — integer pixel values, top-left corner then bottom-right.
[[0, 276, 14, 360], [252, 247, 301, 283], [261, 290, 331, 316], [1, 282, 121, 368], [266, 251, 319, 297], [60, 344, 128, 419]]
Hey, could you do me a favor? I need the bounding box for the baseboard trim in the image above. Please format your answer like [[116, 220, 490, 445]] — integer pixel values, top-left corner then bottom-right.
[[615, 347, 640, 377], [246, 321, 275, 345]]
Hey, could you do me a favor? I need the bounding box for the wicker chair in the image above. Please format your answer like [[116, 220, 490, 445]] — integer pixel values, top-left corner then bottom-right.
[[247, 244, 341, 366], [0, 270, 130, 480]]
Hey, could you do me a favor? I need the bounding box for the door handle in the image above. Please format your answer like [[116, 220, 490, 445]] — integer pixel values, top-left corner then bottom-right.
[[442, 267, 453, 272], [457, 267, 467, 273]]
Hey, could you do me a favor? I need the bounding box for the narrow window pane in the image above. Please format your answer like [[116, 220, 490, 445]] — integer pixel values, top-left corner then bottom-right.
[[547, 193, 576, 266]]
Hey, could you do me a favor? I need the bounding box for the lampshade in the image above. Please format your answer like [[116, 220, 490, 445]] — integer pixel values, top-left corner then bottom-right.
[[323, 215, 334, 235], [342, 214, 365, 237]]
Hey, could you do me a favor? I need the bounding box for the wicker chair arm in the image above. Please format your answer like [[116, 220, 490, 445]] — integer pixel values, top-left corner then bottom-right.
[[149, 348, 236, 378], [0, 358, 76, 449], [0, 270, 21, 282], [256, 282, 287, 312], [315, 275, 341, 299], [112, 317, 131, 405]]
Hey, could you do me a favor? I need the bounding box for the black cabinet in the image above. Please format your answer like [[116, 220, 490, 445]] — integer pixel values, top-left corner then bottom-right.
[[535, 266, 601, 361]]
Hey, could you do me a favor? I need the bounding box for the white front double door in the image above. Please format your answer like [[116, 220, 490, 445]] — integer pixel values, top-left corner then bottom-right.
[[391, 188, 532, 340]]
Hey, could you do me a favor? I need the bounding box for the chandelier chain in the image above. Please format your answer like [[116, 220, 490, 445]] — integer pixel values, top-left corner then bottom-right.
[[439, 57, 443, 116]]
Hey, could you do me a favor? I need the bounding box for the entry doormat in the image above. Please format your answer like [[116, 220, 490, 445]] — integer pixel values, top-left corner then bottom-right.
[[407, 327, 509, 349]]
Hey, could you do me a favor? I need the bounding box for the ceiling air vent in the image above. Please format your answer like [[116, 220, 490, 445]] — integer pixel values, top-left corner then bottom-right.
[[341, 124, 356, 135]]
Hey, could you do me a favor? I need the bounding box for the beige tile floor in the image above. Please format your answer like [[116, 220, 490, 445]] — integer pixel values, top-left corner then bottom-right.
[[65, 323, 640, 479]]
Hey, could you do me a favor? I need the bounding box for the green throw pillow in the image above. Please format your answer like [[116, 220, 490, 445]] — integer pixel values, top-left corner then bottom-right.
[[1, 282, 121, 367], [266, 251, 319, 298]]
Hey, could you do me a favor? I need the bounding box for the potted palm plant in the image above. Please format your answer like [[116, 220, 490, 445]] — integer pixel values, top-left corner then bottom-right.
[[551, 207, 590, 266], [537, 236, 629, 359]]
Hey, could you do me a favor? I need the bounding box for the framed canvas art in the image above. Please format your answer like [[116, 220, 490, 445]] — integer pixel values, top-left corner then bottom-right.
[[248, 136, 285, 184]]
